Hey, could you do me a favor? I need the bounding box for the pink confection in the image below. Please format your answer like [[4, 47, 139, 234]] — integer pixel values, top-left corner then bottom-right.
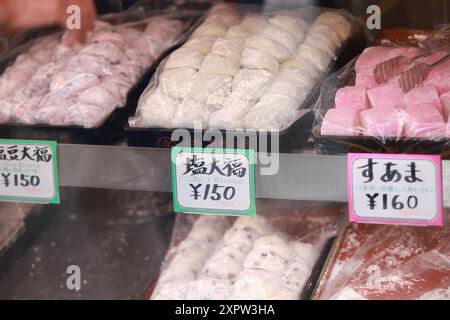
[[425, 57, 450, 94], [367, 84, 406, 109], [360, 107, 404, 138], [404, 85, 443, 115], [321, 108, 361, 136], [446, 121, 450, 138], [355, 47, 411, 74], [334, 86, 368, 110], [355, 70, 378, 89], [440, 91, 450, 121], [402, 104, 446, 139]]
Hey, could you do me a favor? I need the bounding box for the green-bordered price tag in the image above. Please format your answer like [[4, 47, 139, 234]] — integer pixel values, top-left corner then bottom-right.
[[171, 147, 256, 216], [0, 139, 60, 204]]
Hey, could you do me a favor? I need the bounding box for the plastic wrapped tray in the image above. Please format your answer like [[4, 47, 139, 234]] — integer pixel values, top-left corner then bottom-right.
[[314, 29, 450, 158]]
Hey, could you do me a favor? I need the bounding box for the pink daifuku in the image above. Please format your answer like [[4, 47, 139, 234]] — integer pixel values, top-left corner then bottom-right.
[[446, 121, 450, 138], [439, 91, 450, 121], [402, 104, 446, 139], [334, 86, 368, 110], [367, 84, 406, 109], [404, 85, 443, 115], [360, 107, 404, 138], [321, 108, 360, 136]]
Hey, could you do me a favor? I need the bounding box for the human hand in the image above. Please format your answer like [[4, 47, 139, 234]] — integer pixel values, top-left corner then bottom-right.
[[0, 0, 96, 45]]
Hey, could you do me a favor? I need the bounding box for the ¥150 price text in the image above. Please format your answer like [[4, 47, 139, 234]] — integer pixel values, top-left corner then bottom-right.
[[1, 173, 40, 188], [189, 183, 236, 201]]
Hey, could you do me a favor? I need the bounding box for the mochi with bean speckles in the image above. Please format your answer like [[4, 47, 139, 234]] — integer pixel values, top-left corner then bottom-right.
[[320, 108, 360, 136], [404, 85, 443, 115], [367, 84, 406, 109], [360, 107, 404, 138], [402, 104, 446, 139], [334, 86, 368, 110]]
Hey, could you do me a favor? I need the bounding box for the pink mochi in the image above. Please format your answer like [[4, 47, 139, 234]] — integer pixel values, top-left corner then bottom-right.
[[360, 107, 404, 138], [425, 57, 450, 94], [321, 108, 360, 136], [404, 85, 443, 115], [440, 91, 450, 121], [446, 121, 450, 138], [367, 84, 406, 109], [334, 86, 368, 110], [402, 104, 446, 139]]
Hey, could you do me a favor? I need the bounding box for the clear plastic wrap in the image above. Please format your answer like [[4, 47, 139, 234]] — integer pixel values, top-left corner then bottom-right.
[[314, 28, 450, 156], [0, 9, 200, 129], [0, 203, 37, 254], [317, 212, 450, 300], [130, 3, 359, 132], [149, 205, 343, 300]]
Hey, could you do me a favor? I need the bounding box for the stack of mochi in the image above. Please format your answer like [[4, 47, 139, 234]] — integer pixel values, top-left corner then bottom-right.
[[133, 4, 352, 131], [321, 46, 450, 140]]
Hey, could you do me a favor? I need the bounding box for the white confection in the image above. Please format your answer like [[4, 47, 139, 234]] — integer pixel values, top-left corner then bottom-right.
[[231, 269, 296, 300], [222, 226, 261, 251], [268, 14, 307, 44], [281, 58, 320, 80], [231, 69, 274, 100], [240, 48, 279, 74], [186, 277, 232, 300], [240, 15, 269, 34], [267, 78, 309, 102], [164, 48, 205, 70], [243, 246, 288, 273], [231, 216, 273, 236], [199, 53, 240, 76], [303, 32, 338, 57], [252, 234, 293, 260], [225, 25, 252, 44], [296, 44, 333, 72], [138, 88, 177, 128], [246, 36, 292, 62], [261, 25, 297, 54], [190, 215, 231, 234], [185, 73, 233, 108], [283, 256, 312, 293], [192, 22, 228, 38], [182, 37, 217, 55], [209, 95, 255, 129], [211, 38, 243, 61], [205, 13, 242, 27], [202, 245, 246, 280], [172, 98, 210, 129], [314, 12, 351, 41], [308, 23, 342, 47], [245, 94, 298, 131], [159, 67, 197, 101], [209, 3, 237, 15]]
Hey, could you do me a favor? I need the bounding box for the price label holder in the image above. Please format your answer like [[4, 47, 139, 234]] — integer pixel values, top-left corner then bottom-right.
[[171, 147, 256, 216], [348, 153, 443, 226], [0, 139, 60, 204]]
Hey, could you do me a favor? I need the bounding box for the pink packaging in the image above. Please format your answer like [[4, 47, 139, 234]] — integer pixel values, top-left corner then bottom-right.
[[404, 85, 443, 115], [334, 86, 368, 110], [360, 107, 403, 138], [367, 84, 406, 109], [320, 108, 360, 136]]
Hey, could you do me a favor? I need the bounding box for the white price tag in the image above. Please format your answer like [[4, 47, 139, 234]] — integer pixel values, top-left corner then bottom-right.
[[171, 147, 255, 216], [348, 153, 443, 226], [0, 140, 59, 204]]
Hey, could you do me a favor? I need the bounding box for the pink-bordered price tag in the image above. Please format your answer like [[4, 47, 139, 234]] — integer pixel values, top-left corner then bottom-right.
[[348, 153, 443, 226]]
